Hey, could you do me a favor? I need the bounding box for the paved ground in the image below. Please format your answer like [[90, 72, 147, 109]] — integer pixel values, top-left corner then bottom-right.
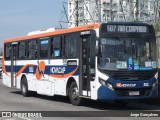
[[0, 79, 160, 120]]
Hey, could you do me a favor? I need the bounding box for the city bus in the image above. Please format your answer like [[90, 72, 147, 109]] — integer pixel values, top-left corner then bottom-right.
[[2, 22, 158, 106]]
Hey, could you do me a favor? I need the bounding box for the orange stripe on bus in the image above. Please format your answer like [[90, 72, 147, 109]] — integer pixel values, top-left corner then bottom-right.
[[49, 67, 78, 78], [15, 64, 35, 77], [4, 24, 99, 43], [2, 55, 9, 76]]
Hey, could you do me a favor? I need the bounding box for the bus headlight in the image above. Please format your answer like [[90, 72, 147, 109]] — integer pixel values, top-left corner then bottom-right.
[[153, 72, 158, 88], [99, 78, 114, 90], [154, 72, 158, 79], [106, 82, 114, 90], [99, 78, 106, 86], [152, 79, 158, 88]]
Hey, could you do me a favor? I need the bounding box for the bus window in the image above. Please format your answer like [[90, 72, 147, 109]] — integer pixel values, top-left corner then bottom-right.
[[18, 41, 27, 59], [5, 43, 11, 60], [64, 35, 76, 58], [28, 40, 37, 59], [40, 39, 48, 59], [51, 37, 62, 58]]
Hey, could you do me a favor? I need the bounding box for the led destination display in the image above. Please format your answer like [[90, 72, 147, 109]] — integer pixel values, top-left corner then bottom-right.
[[106, 25, 148, 33]]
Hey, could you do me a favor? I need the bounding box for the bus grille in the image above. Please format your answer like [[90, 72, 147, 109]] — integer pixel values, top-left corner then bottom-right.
[[115, 88, 152, 97], [110, 71, 156, 80]]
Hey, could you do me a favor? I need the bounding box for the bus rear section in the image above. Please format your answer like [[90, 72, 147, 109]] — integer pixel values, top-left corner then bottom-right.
[[94, 22, 158, 102]]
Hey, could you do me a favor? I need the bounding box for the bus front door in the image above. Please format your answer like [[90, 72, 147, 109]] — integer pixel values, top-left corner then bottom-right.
[[80, 36, 91, 97], [11, 42, 18, 88]]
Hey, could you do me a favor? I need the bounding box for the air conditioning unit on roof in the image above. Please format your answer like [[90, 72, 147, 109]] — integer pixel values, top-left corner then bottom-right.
[[27, 28, 56, 36]]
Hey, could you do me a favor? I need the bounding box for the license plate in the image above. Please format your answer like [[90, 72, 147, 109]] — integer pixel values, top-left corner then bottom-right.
[[129, 91, 140, 96]]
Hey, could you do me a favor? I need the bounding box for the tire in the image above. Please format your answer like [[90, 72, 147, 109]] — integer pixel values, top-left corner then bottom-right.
[[21, 77, 30, 97], [115, 100, 128, 106], [69, 82, 83, 106]]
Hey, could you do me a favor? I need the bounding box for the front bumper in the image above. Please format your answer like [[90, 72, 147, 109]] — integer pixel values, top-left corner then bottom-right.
[[97, 83, 158, 101]]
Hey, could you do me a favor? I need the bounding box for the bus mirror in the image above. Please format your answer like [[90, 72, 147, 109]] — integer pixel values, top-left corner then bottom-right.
[[95, 46, 98, 56]]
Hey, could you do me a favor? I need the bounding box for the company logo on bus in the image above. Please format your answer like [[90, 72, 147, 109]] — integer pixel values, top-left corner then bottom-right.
[[116, 83, 122, 87], [116, 83, 136, 88], [36, 61, 45, 80], [50, 67, 65, 74]]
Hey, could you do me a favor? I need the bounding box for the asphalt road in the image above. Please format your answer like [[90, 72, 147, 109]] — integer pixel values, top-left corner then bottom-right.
[[0, 79, 160, 120]]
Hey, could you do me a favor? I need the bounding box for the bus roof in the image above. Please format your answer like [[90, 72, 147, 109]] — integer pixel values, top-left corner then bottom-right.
[[4, 23, 99, 43]]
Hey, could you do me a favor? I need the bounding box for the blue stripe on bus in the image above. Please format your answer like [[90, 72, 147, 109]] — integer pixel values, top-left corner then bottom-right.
[[5, 65, 79, 75]]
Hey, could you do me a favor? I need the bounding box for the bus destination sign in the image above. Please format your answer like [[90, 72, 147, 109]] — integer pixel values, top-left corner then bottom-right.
[[106, 25, 148, 33]]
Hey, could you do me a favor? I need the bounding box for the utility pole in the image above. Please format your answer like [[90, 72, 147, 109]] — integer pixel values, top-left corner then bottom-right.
[[110, 0, 113, 21], [96, 0, 101, 23], [76, 0, 79, 26], [120, 0, 126, 21], [155, 0, 159, 23], [135, 0, 139, 21]]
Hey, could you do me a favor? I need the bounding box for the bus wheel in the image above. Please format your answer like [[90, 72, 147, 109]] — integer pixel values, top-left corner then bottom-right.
[[21, 77, 29, 97], [69, 82, 83, 106], [114, 101, 128, 106]]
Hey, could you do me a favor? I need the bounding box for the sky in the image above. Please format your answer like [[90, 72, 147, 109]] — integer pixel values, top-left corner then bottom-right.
[[0, 0, 67, 42]]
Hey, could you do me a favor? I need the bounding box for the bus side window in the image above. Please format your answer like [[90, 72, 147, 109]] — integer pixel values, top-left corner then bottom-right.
[[5, 43, 11, 60], [64, 35, 76, 58], [28, 40, 37, 59], [40, 39, 48, 59], [18, 41, 27, 59], [51, 37, 62, 58]]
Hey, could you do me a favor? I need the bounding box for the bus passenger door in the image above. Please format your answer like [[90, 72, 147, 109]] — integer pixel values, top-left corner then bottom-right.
[[80, 35, 91, 97], [11, 42, 18, 88]]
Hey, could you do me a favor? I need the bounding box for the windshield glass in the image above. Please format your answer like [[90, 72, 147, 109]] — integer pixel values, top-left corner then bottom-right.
[[98, 37, 156, 71]]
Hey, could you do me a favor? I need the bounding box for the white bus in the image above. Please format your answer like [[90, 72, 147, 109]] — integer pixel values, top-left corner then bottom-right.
[[2, 22, 158, 106]]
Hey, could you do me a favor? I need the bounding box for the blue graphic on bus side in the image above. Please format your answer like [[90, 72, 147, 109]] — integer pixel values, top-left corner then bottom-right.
[[5, 65, 79, 76]]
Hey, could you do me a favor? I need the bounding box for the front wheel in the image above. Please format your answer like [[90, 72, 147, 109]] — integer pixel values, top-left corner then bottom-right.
[[69, 82, 83, 106], [21, 77, 30, 97], [114, 100, 128, 106]]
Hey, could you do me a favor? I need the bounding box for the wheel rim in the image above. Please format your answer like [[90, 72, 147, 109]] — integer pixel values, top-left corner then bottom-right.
[[71, 87, 79, 100]]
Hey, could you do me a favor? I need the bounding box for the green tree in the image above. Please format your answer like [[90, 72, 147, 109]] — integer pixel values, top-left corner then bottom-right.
[[154, 22, 160, 31]]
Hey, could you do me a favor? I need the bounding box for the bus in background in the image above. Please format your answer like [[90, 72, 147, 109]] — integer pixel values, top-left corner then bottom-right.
[[2, 22, 158, 106]]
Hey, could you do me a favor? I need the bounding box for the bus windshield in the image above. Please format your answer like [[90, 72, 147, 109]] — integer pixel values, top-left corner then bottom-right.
[[98, 37, 156, 71]]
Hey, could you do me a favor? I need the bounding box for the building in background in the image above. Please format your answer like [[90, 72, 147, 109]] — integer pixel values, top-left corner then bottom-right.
[[156, 0, 160, 21], [68, 0, 158, 27], [68, 0, 101, 27], [101, 0, 132, 22]]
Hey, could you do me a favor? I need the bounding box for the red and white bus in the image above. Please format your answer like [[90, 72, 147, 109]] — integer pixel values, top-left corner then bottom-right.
[[2, 22, 158, 105]]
